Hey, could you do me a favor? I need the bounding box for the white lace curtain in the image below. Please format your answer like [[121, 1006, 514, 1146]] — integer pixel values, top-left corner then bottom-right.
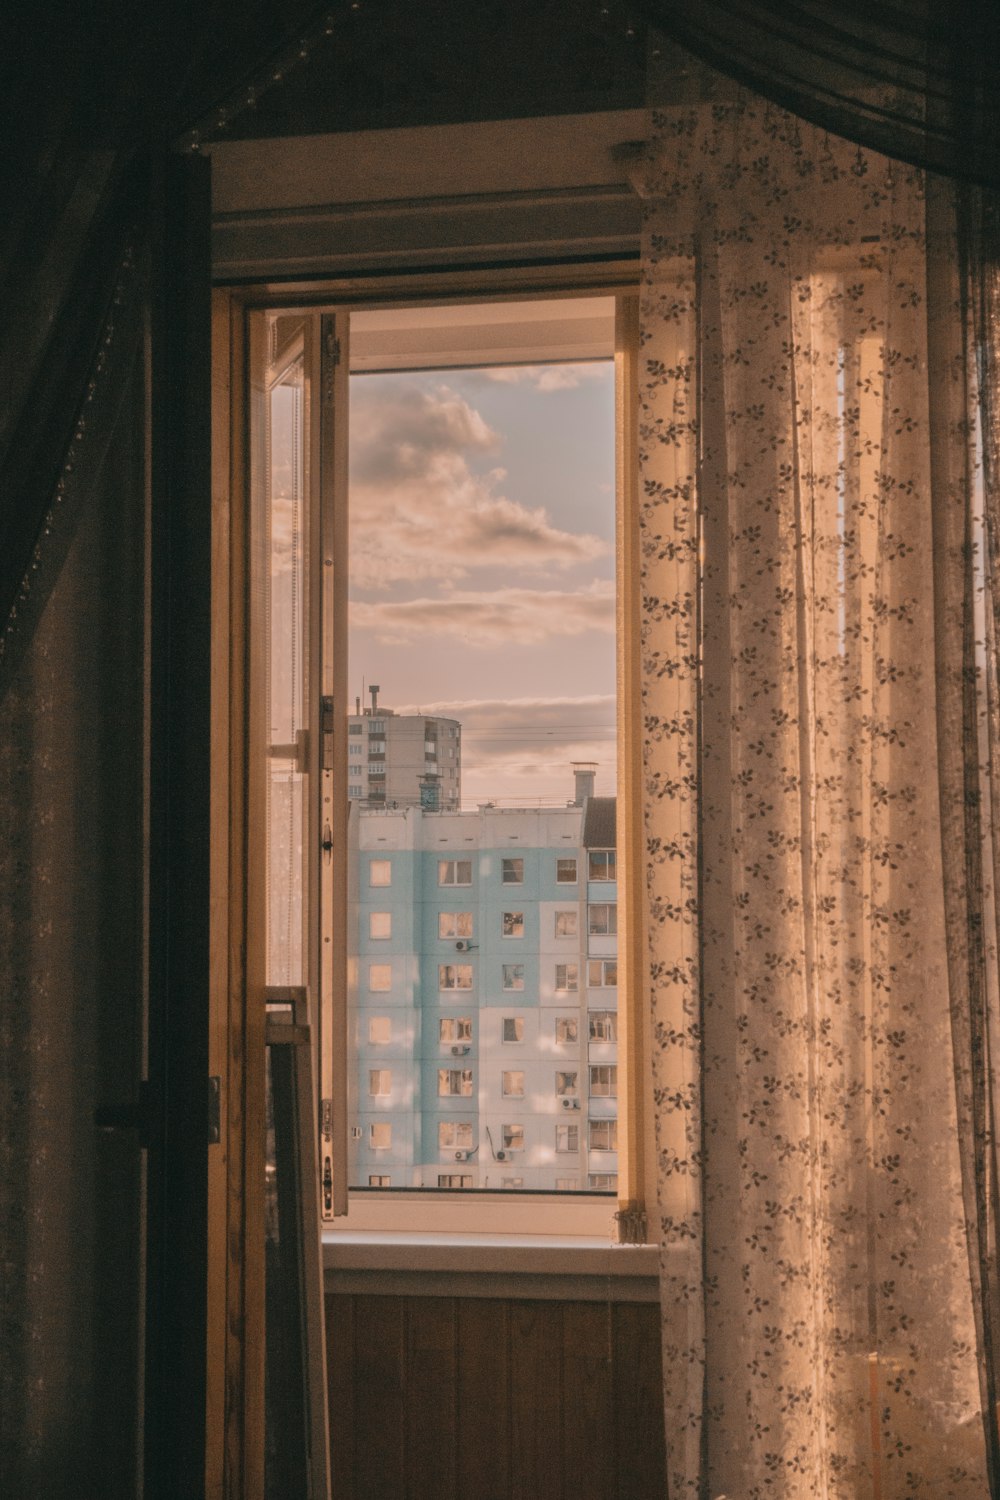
[[638, 77, 1000, 1497]]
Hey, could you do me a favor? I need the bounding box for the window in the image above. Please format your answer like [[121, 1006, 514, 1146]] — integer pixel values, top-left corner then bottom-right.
[[589, 1011, 617, 1042], [554, 910, 577, 938], [368, 1017, 391, 1045], [588, 1173, 618, 1190], [589, 1119, 618, 1151], [368, 964, 392, 992], [501, 857, 524, 884], [556, 1123, 579, 1152], [502, 1070, 524, 1097], [588, 904, 617, 936], [502, 963, 524, 991], [439, 1068, 474, 1097], [439, 1016, 472, 1043], [370, 1122, 392, 1149], [590, 1064, 618, 1097], [439, 859, 472, 886], [501, 1177, 524, 1190], [439, 1121, 474, 1150], [555, 963, 578, 992], [501, 1124, 524, 1152], [368, 1174, 391, 1186], [369, 721, 385, 735], [439, 963, 472, 990], [555, 1070, 578, 1097], [588, 850, 616, 881], [556, 857, 577, 884], [369, 859, 392, 887], [437, 1174, 474, 1189], [502, 1016, 524, 1043], [349, 723, 363, 735], [501, 911, 524, 938], [556, 1177, 579, 1190], [587, 959, 618, 987], [555, 1016, 578, 1045], [368, 1069, 392, 1096], [369, 911, 391, 940], [438, 911, 472, 939], [349, 744, 362, 755]]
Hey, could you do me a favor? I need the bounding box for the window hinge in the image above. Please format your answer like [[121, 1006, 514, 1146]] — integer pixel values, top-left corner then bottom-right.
[[207, 1075, 221, 1145]]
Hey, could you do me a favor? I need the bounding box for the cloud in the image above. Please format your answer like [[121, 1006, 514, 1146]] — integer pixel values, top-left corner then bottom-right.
[[349, 378, 608, 587], [350, 581, 614, 646], [476, 363, 611, 392]]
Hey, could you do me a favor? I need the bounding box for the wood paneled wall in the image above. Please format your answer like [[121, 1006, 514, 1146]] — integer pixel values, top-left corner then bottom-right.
[[325, 1292, 666, 1500]]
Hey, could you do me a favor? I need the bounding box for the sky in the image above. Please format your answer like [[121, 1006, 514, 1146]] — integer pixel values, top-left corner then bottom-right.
[[348, 359, 617, 807]]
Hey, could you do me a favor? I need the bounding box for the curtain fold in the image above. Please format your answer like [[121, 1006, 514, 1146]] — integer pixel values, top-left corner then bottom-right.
[[639, 68, 1000, 1496]]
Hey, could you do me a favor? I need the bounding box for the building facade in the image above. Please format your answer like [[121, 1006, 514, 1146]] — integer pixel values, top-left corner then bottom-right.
[[348, 685, 461, 811], [348, 783, 619, 1192]]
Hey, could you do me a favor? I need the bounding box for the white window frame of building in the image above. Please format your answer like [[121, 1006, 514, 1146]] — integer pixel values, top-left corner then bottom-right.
[[556, 1123, 579, 1153], [588, 903, 617, 937], [368, 963, 392, 992], [369, 720, 385, 735], [554, 910, 578, 938], [368, 1174, 391, 1187], [589, 1118, 618, 1152], [502, 963, 525, 992], [368, 1068, 392, 1097], [555, 1177, 579, 1190], [588, 1173, 618, 1191], [438, 1068, 474, 1097], [438, 911, 473, 939], [501, 856, 524, 884], [590, 1064, 618, 1097], [588, 849, 617, 882], [587, 959, 618, 987], [368, 1016, 391, 1045], [589, 1011, 618, 1043], [437, 1173, 474, 1189], [556, 856, 578, 884], [501, 1069, 524, 1098], [349, 743, 362, 755], [501, 911, 524, 938], [555, 1016, 578, 1045], [369, 858, 392, 887], [369, 911, 391, 940], [439, 1120, 474, 1151], [501, 1123, 525, 1152], [438, 1016, 473, 1043], [501, 1177, 525, 1190], [502, 1016, 524, 1043], [438, 858, 472, 886], [439, 963, 473, 991], [555, 962, 579, 993], [370, 1122, 392, 1150], [555, 1070, 578, 1098]]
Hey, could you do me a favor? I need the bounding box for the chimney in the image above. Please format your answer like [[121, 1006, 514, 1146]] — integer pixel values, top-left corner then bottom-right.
[[572, 761, 596, 806], [370, 684, 380, 715], [355, 696, 361, 716]]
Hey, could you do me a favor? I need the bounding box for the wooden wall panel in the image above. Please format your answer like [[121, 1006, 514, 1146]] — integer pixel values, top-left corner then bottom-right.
[[325, 1290, 665, 1500]]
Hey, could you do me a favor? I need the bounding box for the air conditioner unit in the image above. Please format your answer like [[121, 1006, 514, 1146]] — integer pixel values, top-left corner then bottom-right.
[[561, 1097, 580, 1110], [495, 1150, 507, 1161], [451, 1044, 470, 1057], [455, 939, 470, 952], [454, 1150, 469, 1162]]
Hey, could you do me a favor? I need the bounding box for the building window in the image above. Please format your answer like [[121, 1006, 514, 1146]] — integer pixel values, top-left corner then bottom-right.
[[588, 904, 617, 936], [502, 1016, 524, 1043], [368, 1068, 392, 1096], [556, 1123, 579, 1153], [556, 857, 578, 884], [368, 1174, 391, 1186], [437, 1173, 474, 1189], [368, 963, 392, 992], [501, 911, 524, 938], [501, 1177, 524, 1189], [439, 1016, 473, 1043], [369, 720, 385, 735], [588, 1173, 618, 1190], [439, 1068, 474, 1097], [370, 1122, 392, 1149], [349, 744, 362, 755], [555, 963, 579, 993], [369, 911, 391, 940], [439, 963, 473, 990], [439, 859, 472, 886], [555, 1016, 578, 1045], [502, 963, 524, 991], [368, 1017, 391, 1045], [501, 1124, 524, 1152], [439, 1121, 474, 1150], [555, 1070, 578, 1097], [589, 1118, 618, 1151], [438, 911, 473, 939], [369, 859, 391, 887], [501, 1070, 524, 1098], [556, 1177, 579, 1190], [588, 850, 616, 881], [590, 1064, 618, 1097], [349, 723, 363, 735], [588, 959, 618, 987], [554, 910, 578, 938], [502, 856, 524, 884], [589, 1011, 617, 1042]]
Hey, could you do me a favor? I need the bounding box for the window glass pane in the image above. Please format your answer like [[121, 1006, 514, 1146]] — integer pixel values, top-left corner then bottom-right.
[[370, 1122, 391, 1149], [588, 850, 616, 881], [502, 1070, 524, 1097], [368, 1017, 391, 1044], [439, 964, 473, 990], [502, 963, 524, 991], [555, 1071, 578, 1097], [368, 964, 392, 992], [501, 912, 524, 938], [501, 857, 524, 884], [439, 911, 473, 938], [555, 963, 578, 992], [555, 1017, 578, 1044], [369, 911, 391, 939], [555, 910, 577, 938], [556, 857, 577, 883], [502, 1016, 524, 1043], [369, 859, 391, 887]]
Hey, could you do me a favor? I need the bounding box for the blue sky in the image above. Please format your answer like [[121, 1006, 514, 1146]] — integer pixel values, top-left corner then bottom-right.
[[348, 361, 617, 805]]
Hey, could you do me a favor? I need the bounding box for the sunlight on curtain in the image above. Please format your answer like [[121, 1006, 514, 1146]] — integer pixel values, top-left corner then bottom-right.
[[637, 74, 995, 1497]]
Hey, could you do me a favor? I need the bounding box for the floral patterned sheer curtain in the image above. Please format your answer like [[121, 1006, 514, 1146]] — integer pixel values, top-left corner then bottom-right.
[[638, 64, 1000, 1498]]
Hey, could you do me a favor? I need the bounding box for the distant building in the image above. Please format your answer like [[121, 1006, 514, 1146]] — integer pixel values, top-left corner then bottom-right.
[[347, 769, 619, 1192], [347, 684, 461, 811]]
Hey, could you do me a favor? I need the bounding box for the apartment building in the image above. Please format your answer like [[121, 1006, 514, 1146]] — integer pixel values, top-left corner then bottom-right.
[[348, 685, 461, 811], [349, 774, 618, 1191]]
